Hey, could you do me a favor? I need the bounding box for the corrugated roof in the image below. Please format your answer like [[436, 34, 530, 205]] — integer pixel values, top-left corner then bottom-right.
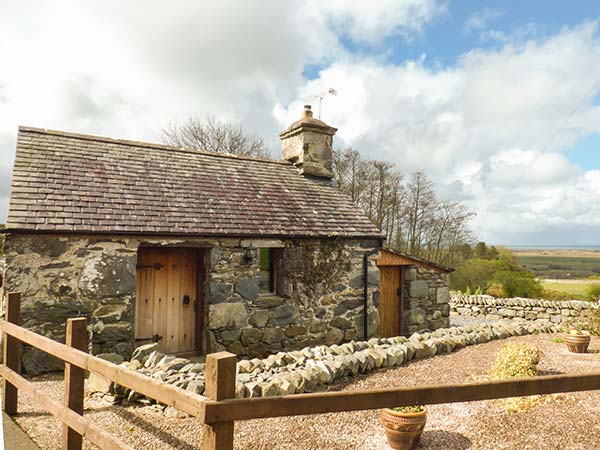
[[6, 126, 384, 238]]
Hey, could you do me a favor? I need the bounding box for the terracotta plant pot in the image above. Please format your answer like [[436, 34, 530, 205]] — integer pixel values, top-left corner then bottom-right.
[[380, 407, 427, 450], [563, 333, 591, 353]]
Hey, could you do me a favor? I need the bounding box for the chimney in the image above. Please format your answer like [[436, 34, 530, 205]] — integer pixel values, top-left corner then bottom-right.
[[279, 105, 338, 179]]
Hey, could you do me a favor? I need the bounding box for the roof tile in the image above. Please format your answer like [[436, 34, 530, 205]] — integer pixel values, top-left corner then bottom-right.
[[7, 127, 384, 239]]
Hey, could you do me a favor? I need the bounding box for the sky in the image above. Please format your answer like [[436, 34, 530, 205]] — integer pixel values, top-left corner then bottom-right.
[[1, 0, 600, 246]]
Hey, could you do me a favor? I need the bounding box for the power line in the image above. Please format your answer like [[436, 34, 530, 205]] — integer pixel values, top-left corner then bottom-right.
[[505, 75, 600, 194]]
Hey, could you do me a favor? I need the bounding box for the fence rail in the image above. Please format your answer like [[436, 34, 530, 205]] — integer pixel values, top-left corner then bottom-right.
[[2, 290, 600, 450]]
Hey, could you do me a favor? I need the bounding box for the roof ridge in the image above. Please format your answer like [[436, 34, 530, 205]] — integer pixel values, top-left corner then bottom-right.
[[17, 125, 292, 166]]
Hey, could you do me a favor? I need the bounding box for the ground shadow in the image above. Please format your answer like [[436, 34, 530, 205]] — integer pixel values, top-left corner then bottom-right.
[[537, 368, 565, 376], [417, 430, 472, 449]]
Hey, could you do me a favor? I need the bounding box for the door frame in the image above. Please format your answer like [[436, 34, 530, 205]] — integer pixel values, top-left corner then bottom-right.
[[134, 246, 207, 356]]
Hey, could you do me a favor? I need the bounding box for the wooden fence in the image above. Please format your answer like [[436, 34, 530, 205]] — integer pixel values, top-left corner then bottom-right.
[[2, 290, 600, 450]]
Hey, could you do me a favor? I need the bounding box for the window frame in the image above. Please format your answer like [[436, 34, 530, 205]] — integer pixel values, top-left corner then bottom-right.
[[258, 247, 284, 296]]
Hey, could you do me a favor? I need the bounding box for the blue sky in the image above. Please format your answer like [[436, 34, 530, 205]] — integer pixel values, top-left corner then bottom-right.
[[1, 0, 600, 245]]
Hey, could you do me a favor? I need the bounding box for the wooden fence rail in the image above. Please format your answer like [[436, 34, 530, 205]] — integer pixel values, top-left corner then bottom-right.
[[3, 290, 600, 450], [0, 292, 211, 450]]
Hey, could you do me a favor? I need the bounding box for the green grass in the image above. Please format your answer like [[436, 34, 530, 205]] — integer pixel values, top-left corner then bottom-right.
[[516, 255, 600, 279], [541, 280, 600, 298]]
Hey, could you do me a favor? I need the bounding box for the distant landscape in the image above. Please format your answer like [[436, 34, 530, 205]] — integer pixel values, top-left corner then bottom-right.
[[513, 248, 600, 279], [508, 248, 600, 300]]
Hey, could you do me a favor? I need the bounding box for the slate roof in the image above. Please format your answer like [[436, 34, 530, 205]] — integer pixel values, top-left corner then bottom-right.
[[6, 126, 384, 238]]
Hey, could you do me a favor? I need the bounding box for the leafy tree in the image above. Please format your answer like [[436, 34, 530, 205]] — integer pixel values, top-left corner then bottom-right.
[[494, 271, 543, 298], [450, 258, 505, 292]]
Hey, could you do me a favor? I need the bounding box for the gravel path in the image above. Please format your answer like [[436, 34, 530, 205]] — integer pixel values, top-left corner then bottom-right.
[[8, 334, 600, 450]]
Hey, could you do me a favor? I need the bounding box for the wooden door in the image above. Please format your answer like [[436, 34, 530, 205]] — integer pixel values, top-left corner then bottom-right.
[[378, 266, 403, 337], [135, 247, 199, 354]]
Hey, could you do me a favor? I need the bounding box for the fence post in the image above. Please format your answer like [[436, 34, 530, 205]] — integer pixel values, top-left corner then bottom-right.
[[202, 351, 237, 450], [3, 292, 21, 415], [63, 317, 88, 450]]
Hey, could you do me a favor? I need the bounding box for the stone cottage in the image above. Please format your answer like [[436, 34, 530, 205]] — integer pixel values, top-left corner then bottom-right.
[[3, 106, 450, 373]]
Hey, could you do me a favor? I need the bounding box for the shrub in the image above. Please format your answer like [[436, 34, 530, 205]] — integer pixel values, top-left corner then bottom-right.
[[490, 343, 542, 413], [587, 283, 600, 301], [494, 271, 543, 298], [490, 343, 540, 380]]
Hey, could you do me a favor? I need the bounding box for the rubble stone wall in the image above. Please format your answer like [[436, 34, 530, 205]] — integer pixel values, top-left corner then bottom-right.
[[3, 233, 381, 373], [403, 267, 450, 334]]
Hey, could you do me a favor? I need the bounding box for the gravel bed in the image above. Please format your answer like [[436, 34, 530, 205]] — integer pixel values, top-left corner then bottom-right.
[[7, 334, 600, 450]]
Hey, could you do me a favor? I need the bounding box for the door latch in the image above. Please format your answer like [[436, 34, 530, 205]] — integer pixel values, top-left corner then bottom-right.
[[134, 334, 163, 343]]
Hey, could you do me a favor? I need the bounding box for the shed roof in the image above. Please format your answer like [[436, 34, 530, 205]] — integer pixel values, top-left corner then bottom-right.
[[6, 127, 384, 239], [376, 248, 454, 273]]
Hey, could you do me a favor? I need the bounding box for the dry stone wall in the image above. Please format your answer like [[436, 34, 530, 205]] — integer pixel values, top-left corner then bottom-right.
[[450, 294, 598, 325], [103, 320, 559, 408]]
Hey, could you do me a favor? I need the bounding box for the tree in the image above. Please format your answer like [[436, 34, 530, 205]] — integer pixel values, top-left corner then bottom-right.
[[332, 147, 475, 265], [161, 115, 270, 157], [450, 258, 504, 292]]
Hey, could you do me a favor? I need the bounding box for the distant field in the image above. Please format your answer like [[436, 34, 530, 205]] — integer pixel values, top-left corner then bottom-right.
[[514, 249, 600, 279], [541, 279, 600, 298]]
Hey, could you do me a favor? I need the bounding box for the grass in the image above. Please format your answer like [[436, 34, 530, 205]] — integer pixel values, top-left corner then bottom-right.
[[541, 280, 600, 298]]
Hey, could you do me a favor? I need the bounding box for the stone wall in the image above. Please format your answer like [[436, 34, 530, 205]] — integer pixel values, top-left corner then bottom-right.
[[206, 239, 381, 358], [105, 320, 560, 407], [450, 294, 598, 325], [4, 233, 380, 373], [403, 267, 450, 334]]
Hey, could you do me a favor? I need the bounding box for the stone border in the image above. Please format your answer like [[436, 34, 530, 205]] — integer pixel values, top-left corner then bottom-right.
[[99, 320, 560, 410], [450, 294, 598, 324]]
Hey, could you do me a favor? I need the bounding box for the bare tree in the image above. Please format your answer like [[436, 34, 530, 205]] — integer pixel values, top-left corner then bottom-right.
[[161, 115, 270, 157], [333, 147, 475, 265]]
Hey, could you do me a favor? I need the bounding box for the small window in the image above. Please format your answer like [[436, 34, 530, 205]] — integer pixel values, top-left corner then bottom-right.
[[258, 248, 283, 295]]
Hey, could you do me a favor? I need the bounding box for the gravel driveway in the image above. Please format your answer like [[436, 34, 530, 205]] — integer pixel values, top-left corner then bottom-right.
[[8, 334, 600, 450]]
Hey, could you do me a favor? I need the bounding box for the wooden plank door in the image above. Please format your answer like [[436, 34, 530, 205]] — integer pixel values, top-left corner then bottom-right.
[[135, 247, 199, 354], [378, 266, 403, 337]]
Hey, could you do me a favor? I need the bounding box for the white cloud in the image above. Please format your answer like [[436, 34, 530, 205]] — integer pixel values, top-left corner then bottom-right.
[[1, 2, 600, 245], [465, 8, 503, 32], [0, 0, 445, 222], [276, 21, 600, 244]]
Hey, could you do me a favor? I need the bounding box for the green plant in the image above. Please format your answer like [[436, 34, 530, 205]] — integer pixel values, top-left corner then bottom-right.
[[494, 270, 543, 298], [450, 258, 506, 292], [551, 337, 563, 344], [490, 343, 540, 379], [392, 405, 424, 413], [566, 307, 600, 336], [587, 283, 600, 301], [490, 343, 542, 412]]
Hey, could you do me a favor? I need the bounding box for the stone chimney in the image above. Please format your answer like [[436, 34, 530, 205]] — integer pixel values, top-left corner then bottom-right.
[[279, 105, 337, 179]]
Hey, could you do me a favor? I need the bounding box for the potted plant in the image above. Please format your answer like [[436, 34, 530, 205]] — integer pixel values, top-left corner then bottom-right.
[[380, 405, 427, 450], [563, 329, 591, 353]]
